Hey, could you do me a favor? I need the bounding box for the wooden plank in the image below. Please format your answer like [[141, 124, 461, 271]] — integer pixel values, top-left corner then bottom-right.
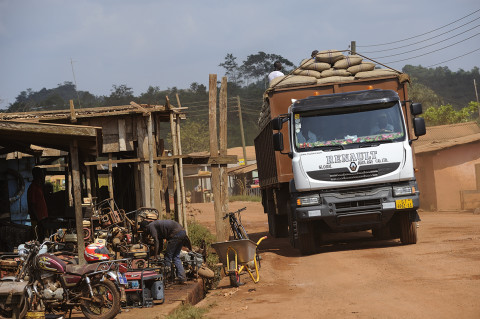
[[118, 119, 127, 151], [0, 120, 99, 136], [136, 117, 149, 207]]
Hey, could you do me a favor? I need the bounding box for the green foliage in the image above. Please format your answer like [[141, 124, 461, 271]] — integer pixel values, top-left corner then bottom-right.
[[103, 84, 134, 106], [187, 220, 216, 248], [408, 78, 444, 110], [164, 304, 208, 319], [423, 102, 479, 126], [403, 65, 480, 109]]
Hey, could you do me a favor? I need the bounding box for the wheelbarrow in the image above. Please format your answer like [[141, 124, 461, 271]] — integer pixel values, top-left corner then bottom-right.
[[211, 236, 267, 287]]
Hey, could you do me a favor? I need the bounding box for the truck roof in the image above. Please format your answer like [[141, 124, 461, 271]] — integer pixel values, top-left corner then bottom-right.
[[291, 89, 400, 113]]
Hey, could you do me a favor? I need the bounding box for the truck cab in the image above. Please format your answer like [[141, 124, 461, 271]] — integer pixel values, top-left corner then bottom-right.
[[272, 89, 426, 254]]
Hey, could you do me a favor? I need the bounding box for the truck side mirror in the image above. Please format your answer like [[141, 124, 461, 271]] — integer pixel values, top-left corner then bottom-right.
[[271, 117, 283, 131], [273, 132, 284, 151], [411, 103, 423, 116], [413, 117, 426, 137]]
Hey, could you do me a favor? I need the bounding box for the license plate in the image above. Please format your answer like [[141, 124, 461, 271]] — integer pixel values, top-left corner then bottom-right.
[[118, 273, 127, 285], [395, 199, 413, 210]]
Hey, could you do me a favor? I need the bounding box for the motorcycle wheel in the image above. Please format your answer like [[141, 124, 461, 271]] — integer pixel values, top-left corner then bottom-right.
[[80, 280, 120, 319]]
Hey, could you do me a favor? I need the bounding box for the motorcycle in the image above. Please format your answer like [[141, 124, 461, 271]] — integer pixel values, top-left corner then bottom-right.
[[5, 231, 127, 319]]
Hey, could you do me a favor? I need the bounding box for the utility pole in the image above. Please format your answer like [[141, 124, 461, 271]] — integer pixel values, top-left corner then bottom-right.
[[237, 96, 248, 166], [350, 41, 356, 55]]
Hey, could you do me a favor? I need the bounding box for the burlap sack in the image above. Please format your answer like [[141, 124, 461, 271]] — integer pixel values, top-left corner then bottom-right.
[[269, 75, 317, 88], [333, 55, 362, 69], [355, 69, 398, 79], [317, 76, 355, 85], [315, 50, 344, 63], [301, 60, 331, 72], [347, 62, 376, 74], [293, 69, 322, 78], [321, 68, 351, 78]]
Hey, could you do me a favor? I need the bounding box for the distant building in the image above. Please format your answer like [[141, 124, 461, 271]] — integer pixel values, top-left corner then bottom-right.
[[414, 122, 480, 211]]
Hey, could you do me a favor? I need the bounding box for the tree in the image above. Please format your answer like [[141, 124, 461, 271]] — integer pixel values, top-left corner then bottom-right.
[[219, 53, 242, 85], [166, 120, 210, 154], [240, 52, 295, 83], [104, 84, 134, 106], [423, 102, 479, 126], [408, 78, 444, 110]]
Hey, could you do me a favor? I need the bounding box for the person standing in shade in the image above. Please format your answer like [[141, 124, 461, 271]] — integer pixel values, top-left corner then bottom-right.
[[27, 167, 48, 240], [268, 61, 284, 82], [140, 219, 189, 283]]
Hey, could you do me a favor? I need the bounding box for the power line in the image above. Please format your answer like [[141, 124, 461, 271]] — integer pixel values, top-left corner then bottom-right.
[[427, 47, 480, 67], [383, 32, 480, 64], [358, 8, 480, 47], [371, 25, 480, 59], [360, 17, 480, 54]]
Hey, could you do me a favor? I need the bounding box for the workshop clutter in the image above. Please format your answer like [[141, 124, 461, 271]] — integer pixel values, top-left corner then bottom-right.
[[1, 198, 215, 312]]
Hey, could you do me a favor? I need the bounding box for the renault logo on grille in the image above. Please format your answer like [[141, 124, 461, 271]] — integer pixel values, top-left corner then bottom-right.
[[349, 162, 358, 172]]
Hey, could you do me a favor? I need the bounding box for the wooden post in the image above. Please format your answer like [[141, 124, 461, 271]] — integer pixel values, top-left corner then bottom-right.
[[108, 153, 114, 207], [147, 113, 155, 208], [475, 163, 480, 191], [219, 77, 229, 239], [210, 74, 228, 241], [69, 100, 77, 123], [70, 140, 86, 265], [175, 94, 188, 233], [85, 160, 92, 204], [237, 96, 248, 165], [168, 96, 183, 225]]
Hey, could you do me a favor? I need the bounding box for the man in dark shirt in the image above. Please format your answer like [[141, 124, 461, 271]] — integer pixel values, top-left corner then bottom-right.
[[140, 219, 187, 283], [27, 167, 48, 240]]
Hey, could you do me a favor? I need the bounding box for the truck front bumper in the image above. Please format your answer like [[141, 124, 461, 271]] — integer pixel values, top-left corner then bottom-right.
[[292, 181, 420, 231]]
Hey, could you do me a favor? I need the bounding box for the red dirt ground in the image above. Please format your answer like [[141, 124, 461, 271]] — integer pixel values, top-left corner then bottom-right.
[[192, 202, 480, 319]]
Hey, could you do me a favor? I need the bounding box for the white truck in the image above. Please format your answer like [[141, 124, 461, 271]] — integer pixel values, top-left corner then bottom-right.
[[254, 72, 426, 254]]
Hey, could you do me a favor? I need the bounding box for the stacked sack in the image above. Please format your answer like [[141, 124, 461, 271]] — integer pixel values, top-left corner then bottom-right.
[[269, 49, 398, 89]]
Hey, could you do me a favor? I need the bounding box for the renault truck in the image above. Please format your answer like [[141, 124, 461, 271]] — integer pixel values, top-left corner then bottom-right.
[[254, 72, 426, 254]]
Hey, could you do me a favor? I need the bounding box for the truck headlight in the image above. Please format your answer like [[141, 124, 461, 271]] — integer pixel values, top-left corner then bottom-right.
[[393, 185, 415, 197], [296, 194, 320, 206]]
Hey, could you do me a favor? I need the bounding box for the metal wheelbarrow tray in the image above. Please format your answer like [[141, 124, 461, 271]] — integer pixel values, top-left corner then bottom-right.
[[211, 237, 266, 287]]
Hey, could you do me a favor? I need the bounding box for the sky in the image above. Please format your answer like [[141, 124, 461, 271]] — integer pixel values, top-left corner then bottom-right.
[[0, 0, 479, 109]]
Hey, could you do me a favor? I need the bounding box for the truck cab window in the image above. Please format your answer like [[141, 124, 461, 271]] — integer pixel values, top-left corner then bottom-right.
[[294, 102, 405, 151]]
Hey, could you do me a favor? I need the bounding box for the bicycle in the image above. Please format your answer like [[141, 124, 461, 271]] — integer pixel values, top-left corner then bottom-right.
[[223, 207, 249, 240]]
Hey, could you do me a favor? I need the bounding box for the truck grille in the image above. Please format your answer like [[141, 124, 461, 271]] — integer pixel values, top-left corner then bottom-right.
[[335, 198, 382, 214], [330, 169, 378, 181], [307, 162, 400, 182]]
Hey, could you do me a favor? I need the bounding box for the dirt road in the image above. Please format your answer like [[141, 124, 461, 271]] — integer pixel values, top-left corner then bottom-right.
[[191, 202, 480, 319]]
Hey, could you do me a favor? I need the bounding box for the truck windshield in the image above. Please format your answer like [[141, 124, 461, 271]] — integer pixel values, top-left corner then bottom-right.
[[294, 102, 405, 151]]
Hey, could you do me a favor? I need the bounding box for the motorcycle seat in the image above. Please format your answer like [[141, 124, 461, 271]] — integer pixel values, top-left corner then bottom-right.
[[65, 263, 100, 276]]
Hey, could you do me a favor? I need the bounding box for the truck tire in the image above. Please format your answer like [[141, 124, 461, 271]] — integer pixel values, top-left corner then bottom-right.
[[372, 225, 392, 240], [298, 223, 316, 255], [400, 212, 417, 245], [268, 212, 288, 238]]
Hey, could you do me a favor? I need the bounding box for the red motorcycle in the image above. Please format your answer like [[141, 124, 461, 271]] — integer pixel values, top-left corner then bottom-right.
[[4, 234, 127, 319]]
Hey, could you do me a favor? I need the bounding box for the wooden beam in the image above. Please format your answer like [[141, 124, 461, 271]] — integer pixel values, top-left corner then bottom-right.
[[210, 74, 228, 242], [169, 96, 183, 225], [70, 139, 86, 265], [219, 77, 229, 240], [69, 100, 77, 123], [176, 94, 188, 233]]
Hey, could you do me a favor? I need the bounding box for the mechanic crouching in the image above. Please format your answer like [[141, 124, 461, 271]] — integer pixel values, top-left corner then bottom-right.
[[140, 219, 190, 284]]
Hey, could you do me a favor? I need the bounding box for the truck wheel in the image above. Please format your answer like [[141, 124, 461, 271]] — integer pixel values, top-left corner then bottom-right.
[[400, 212, 417, 245], [268, 212, 288, 238], [372, 225, 391, 240], [298, 223, 316, 255]]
